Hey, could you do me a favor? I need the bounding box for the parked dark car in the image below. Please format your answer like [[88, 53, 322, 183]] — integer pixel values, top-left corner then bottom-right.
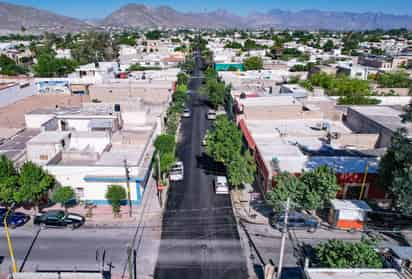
[[0, 208, 29, 229], [367, 210, 412, 230], [270, 212, 319, 233], [34, 210, 85, 230]]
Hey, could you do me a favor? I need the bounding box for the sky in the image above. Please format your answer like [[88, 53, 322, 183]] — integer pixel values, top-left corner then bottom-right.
[[4, 0, 412, 19]]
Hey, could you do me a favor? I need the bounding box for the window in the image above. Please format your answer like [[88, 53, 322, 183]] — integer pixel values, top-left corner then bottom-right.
[[39, 154, 48, 161]]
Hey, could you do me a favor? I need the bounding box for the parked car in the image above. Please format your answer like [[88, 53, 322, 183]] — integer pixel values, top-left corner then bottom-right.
[[182, 109, 191, 118], [214, 176, 229, 194], [34, 210, 85, 230], [367, 208, 412, 230], [169, 161, 184, 181], [202, 134, 208, 146], [270, 212, 319, 233], [0, 208, 29, 229], [207, 109, 217, 120]]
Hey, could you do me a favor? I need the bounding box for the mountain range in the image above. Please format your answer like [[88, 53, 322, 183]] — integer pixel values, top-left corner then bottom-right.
[[0, 1, 412, 32]]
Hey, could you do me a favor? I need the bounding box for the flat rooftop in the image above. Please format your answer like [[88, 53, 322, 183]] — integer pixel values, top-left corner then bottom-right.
[[0, 94, 88, 129], [237, 95, 300, 107], [0, 129, 40, 160], [28, 106, 116, 117], [56, 129, 153, 167], [245, 119, 378, 174], [349, 106, 410, 132], [246, 119, 351, 138]]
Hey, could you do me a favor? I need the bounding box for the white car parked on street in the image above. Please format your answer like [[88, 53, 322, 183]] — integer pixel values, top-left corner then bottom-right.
[[182, 109, 191, 118], [169, 161, 184, 181], [214, 176, 229, 194]]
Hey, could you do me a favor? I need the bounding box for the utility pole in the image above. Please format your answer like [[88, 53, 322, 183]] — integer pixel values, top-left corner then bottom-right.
[[4, 207, 17, 273], [124, 159, 132, 217], [276, 198, 290, 279], [157, 151, 163, 207]]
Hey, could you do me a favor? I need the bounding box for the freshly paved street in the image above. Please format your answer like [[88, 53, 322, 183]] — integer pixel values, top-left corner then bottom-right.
[[153, 52, 248, 279]]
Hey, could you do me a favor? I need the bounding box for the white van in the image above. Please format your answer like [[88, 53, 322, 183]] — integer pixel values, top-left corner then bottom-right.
[[214, 176, 229, 194], [169, 161, 184, 181]]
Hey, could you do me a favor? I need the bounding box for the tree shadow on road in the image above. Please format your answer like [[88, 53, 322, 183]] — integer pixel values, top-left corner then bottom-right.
[[196, 152, 226, 176]]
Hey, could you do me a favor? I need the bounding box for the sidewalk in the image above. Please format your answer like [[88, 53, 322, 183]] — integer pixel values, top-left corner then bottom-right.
[[14, 181, 164, 229]]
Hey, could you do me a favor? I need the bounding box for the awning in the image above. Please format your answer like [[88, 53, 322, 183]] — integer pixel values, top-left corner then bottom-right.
[[84, 175, 142, 183]]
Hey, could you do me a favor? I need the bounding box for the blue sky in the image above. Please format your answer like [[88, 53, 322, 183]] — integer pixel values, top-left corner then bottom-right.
[[5, 0, 412, 19]]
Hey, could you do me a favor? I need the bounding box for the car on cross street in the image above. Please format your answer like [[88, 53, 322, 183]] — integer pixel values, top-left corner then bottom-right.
[[34, 210, 85, 230]]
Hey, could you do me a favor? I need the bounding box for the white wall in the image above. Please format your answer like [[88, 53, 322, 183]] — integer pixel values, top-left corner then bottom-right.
[[0, 81, 36, 108], [27, 143, 61, 165], [69, 134, 110, 153], [44, 165, 142, 204], [25, 114, 55, 129]]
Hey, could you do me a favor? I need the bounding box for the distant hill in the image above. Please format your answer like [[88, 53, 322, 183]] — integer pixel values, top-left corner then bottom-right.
[[101, 4, 412, 30], [0, 1, 92, 33], [100, 4, 246, 28], [0, 1, 411, 32], [254, 9, 412, 30]]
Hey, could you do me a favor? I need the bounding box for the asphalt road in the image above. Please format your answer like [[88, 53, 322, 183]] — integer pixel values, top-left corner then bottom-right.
[[0, 226, 134, 274], [153, 52, 248, 279]]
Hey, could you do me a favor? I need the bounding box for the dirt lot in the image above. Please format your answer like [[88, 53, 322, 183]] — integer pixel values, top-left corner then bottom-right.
[[0, 94, 89, 128]]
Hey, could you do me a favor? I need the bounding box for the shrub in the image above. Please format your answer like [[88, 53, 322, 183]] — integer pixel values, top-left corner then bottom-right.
[[105, 185, 126, 217]]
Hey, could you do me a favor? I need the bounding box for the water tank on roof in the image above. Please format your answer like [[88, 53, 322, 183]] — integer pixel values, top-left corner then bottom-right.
[[114, 104, 121, 112]]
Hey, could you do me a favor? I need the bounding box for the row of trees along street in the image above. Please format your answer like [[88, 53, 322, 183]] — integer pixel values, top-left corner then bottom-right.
[[199, 63, 256, 195], [153, 69, 189, 188]]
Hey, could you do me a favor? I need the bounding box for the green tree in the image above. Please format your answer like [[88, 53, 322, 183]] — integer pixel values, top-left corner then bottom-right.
[[300, 166, 341, 210], [266, 172, 305, 211], [200, 79, 226, 109], [266, 167, 341, 211], [322, 40, 335, 52], [105, 185, 126, 217], [145, 30, 162, 40], [33, 54, 77, 77], [227, 151, 256, 190], [0, 155, 19, 208], [379, 104, 412, 214], [154, 134, 176, 154], [205, 116, 243, 165], [224, 41, 243, 49], [315, 239, 383, 268], [243, 56, 263, 71], [52, 186, 75, 213], [177, 72, 189, 86], [243, 39, 262, 51], [15, 162, 55, 212], [0, 54, 27, 76], [376, 71, 410, 88]]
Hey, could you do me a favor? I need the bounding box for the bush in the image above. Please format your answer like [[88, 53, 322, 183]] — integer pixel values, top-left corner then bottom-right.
[[315, 239, 383, 268], [105, 185, 126, 217], [243, 56, 263, 71]]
